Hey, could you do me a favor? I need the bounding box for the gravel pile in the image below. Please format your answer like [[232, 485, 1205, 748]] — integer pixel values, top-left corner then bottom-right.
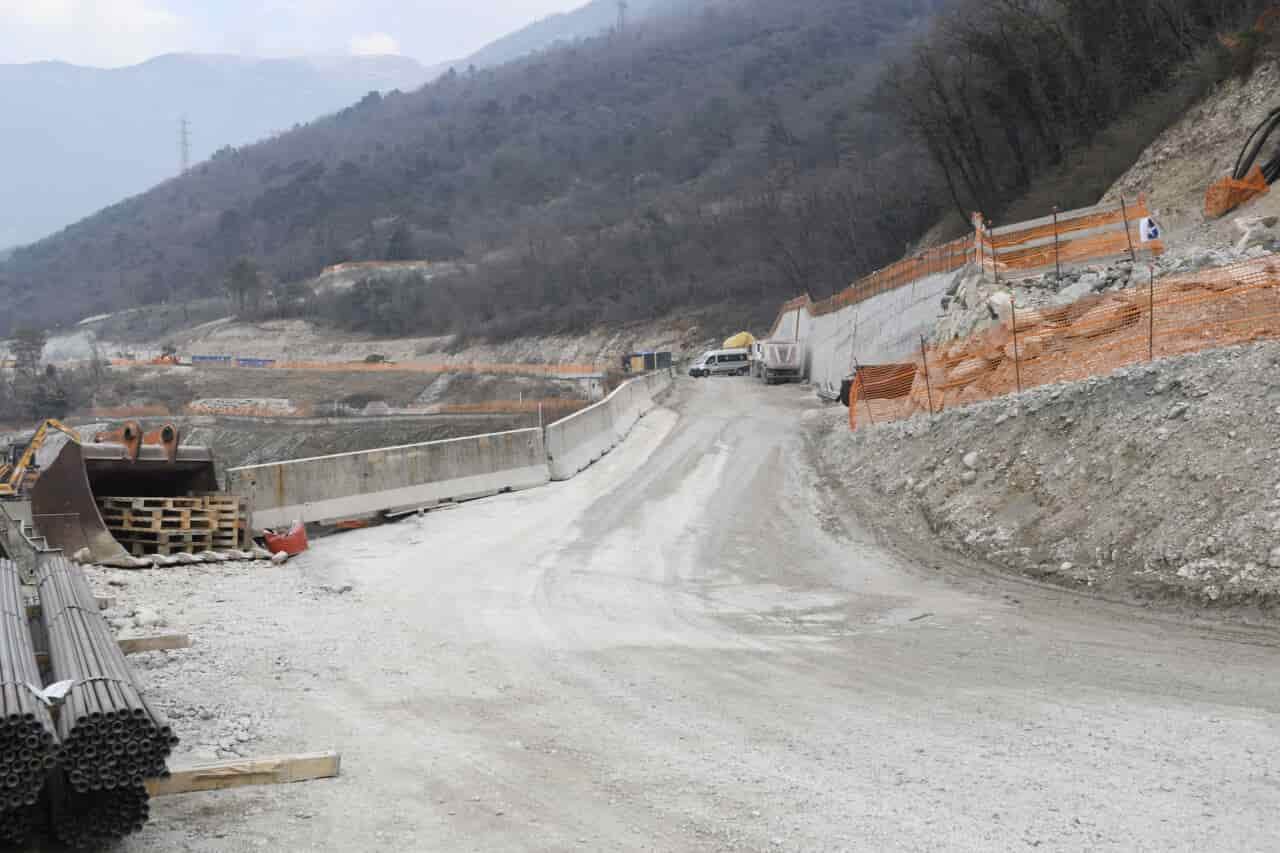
[[817, 340, 1280, 611], [933, 231, 1280, 344], [85, 557, 295, 766]]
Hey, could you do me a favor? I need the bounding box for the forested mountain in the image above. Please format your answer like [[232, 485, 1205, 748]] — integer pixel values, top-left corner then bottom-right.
[[1, 0, 1263, 340], [881, 0, 1267, 223], [463, 0, 686, 68], [1, 0, 948, 337], [0, 54, 428, 250]]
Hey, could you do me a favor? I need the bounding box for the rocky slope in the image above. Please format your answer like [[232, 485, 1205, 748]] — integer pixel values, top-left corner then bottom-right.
[[1107, 59, 1280, 246], [817, 341, 1280, 613]]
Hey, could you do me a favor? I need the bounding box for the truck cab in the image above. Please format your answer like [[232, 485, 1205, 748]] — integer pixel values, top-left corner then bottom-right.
[[757, 340, 804, 385]]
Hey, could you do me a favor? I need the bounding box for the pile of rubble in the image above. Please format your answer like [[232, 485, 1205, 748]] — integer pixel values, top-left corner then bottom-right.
[[81, 546, 279, 570], [933, 216, 1280, 343], [817, 340, 1280, 610]]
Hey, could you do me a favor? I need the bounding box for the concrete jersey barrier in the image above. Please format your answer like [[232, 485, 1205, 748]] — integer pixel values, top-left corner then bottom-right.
[[545, 371, 671, 481], [227, 428, 549, 529]]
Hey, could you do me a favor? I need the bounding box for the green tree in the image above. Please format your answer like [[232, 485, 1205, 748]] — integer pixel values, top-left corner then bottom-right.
[[225, 258, 263, 314], [385, 223, 415, 261], [11, 327, 46, 376]]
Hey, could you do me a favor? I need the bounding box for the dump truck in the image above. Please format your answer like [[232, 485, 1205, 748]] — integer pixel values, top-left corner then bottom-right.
[[753, 339, 805, 384]]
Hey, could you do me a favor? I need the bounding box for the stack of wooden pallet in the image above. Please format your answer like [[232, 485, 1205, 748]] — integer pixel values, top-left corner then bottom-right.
[[200, 496, 250, 552], [96, 496, 249, 556]]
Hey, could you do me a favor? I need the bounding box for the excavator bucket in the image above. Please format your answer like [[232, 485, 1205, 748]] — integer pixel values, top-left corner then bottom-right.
[[29, 441, 130, 563], [28, 437, 219, 564]]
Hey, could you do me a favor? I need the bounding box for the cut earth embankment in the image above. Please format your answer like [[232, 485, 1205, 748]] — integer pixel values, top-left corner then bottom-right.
[[816, 340, 1280, 612]]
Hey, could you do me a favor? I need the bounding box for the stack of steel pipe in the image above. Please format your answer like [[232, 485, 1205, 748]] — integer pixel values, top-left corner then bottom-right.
[[49, 775, 150, 849], [35, 555, 176, 843], [0, 559, 60, 844]]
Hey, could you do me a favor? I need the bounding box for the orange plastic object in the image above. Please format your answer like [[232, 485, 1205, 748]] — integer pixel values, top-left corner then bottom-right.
[[264, 521, 308, 556], [1205, 165, 1269, 219]]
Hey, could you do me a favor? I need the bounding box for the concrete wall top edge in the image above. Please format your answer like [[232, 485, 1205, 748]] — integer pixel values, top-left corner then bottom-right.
[[226, 427, 544, 474], [551, 372, 662, 431]]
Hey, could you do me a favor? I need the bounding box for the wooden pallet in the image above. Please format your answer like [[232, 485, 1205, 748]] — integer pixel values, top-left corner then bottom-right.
[[117, 530, 215, 556], [201, 496, 250, 549], [99, 508, 217, 532], [98, 495, 251, 554], [99, 496, 207, 511]]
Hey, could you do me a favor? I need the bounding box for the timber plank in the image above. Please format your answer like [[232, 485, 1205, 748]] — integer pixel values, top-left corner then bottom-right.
[[145, 751, 341, 797]]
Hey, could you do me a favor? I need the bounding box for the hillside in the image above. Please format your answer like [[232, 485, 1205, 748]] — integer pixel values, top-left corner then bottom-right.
[[0, 0, 950, 337], [4, 0, 1265, 344], [463, 0, 682, 68], [0, 54, 428, 250]]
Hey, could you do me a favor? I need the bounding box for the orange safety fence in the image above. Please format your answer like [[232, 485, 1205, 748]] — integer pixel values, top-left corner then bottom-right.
[[766, 195, 1160, 340], [976, 195, 1161, 277], [849, 253, 1280, 428], [768, 234, 976, 337], [845, 364, 918, 428], [1205, 165, 1269, 219]]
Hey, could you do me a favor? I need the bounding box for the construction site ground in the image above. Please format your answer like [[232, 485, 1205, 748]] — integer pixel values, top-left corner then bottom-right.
[[97, 378, 1280, 852], [88, 365, 593, 416]]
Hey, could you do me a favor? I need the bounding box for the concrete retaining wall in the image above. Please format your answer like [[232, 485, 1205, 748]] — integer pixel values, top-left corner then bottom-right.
[[769, 269, 961, 393], [227, 428, 549, 529], [545, 371, 671, 481]]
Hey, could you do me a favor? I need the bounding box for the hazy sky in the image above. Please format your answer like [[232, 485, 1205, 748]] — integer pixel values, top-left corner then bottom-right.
[[0, 0, 586, 68]]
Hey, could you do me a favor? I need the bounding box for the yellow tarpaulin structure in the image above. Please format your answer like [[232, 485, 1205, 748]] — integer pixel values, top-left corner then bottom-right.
[[722, 331, 755, 350]]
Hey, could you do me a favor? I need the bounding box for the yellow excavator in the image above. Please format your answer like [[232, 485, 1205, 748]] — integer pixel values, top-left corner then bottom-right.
[[0, 419, 80, 497]]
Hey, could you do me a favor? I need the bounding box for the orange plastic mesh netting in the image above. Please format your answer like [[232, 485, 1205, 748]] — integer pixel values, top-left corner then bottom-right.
[[849, 254, 1280, 429]]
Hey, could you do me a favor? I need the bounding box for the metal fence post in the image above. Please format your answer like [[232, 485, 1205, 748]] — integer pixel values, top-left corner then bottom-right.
[[920, 335, 935, 416], [990, 222, 1001, 287], [852, 357, 875, 426], [1052, 205, 1062, 286], [1119, 194, 1137, 264], [1148, 265, 1155, 362], [1010, 297, 1023, 394]]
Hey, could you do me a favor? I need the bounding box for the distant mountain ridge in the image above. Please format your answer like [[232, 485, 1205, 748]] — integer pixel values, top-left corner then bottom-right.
[[0, 53, 428, 249], [0, 0, 684, 250], [462, 0, 681, 67]]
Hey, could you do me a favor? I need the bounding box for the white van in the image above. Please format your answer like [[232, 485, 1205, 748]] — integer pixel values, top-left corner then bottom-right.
[[688, 348, 751, 378]]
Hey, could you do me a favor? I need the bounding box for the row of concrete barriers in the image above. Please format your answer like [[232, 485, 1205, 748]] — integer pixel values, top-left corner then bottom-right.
[[224, 370, 673, 530]]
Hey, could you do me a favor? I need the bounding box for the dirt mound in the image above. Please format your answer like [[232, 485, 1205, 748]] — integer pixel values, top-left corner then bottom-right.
[[816, 340, 1280, 613]]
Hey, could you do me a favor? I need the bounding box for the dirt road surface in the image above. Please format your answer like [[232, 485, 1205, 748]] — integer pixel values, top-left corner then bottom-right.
[[119, 378, 1280, 852]]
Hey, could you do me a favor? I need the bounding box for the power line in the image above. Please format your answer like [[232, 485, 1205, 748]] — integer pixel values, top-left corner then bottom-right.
[[178, 115, 191, 174]]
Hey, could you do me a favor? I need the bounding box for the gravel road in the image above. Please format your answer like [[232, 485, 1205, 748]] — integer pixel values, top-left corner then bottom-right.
[[113, 378, 1280, 852]]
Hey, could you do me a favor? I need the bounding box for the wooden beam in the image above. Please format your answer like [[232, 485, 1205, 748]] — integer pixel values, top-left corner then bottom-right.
[[118, 634, 191, 655], [146, 751, 341, 797], [35, 633, 191, 667]]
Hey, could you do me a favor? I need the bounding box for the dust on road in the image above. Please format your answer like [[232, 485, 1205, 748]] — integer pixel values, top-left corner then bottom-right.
[[118, 378, 1280, 852]]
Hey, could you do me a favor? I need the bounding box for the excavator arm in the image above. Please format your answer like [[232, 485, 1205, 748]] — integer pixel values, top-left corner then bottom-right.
[[0, 419, 80, 498]]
